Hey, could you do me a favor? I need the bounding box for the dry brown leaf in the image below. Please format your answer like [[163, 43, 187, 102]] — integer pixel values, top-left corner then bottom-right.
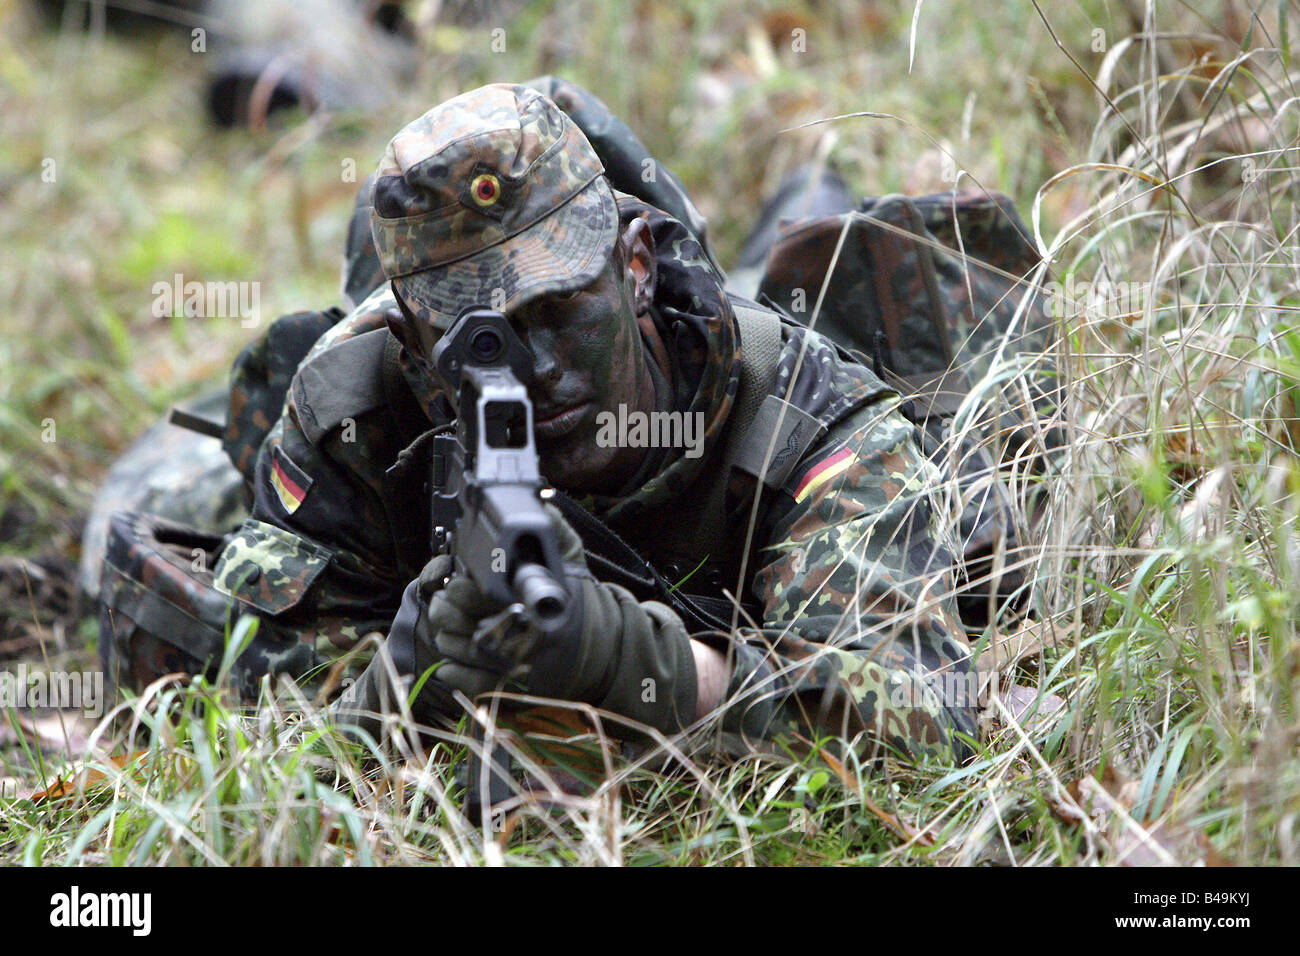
[[503, 705, 606, 772], [980, 682, 1068, 741], [1057, 769, 1138, 826], [976, 616, 1077, 707], [25, 750, 149, 805], [976, 617, 1070, 740], [1052, 770, 1224, 865], [1280, 389, 1300, 451], [760, 10, 811, 50], [1111, 820, 1222, 867], [7, 710, 95, 754], [1164, 427, 1205, 484], [1002, 684, 1067, 728], [508, 704, 596, 740]]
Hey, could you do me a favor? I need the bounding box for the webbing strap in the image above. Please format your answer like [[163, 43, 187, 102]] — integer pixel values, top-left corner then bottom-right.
[[722, 301, 784, 476], [660, 300, 785, 579], [380, 331, 407, 413], [168, 406, 225, 440], [721, 300, 825, 490]]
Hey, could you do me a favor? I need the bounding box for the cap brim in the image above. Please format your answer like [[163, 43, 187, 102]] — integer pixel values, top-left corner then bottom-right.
[[392, 175, 619, 330]]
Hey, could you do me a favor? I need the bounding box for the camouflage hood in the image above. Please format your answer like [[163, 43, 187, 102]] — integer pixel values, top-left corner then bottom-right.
[[577, 192, 741, 523]]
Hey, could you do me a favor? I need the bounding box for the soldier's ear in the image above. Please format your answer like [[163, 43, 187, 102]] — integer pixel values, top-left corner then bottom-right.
[[620, 216, 656, 316]]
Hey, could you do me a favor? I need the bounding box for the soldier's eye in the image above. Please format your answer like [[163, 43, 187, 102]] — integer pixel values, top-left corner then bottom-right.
[[553, 287, 583, 302]]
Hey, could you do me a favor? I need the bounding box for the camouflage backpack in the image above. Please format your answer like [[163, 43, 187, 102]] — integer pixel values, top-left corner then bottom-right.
[[756, 190, 1056, 428], [752, 189, 1060, 622]]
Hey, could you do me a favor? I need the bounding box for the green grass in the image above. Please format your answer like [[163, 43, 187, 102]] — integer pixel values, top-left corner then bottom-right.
[[2, 0, 1299, 865]]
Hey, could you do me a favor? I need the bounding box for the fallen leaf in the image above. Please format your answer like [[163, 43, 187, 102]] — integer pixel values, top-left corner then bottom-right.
[[1002, 684, 1067, 727], [508, 705, 596, 740], [1164, 427, 1205, 484], [501, 705, 606, 773], [1111, 820, 1222, 867], [25, 750, 149, 805], [1057, 769, 1138, 826], [976, 615, 1076, 702], [1052, 770, 1223, 865], [7, 710, 95, 754], [981, 682, 1068, 741]]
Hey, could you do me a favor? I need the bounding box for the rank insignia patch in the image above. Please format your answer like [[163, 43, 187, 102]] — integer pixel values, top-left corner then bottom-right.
[[269, 445, 313, 514]]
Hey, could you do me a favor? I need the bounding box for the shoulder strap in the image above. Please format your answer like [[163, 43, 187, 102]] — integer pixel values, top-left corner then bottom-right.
[[291, 328, 389, 445], [565, 301, 802, 629], [380, 331, 439, 447], [725, 298, 783, 444], [380, 330, 408, 413], [625, 300, 780, 607], [723, 299, 825, 489]]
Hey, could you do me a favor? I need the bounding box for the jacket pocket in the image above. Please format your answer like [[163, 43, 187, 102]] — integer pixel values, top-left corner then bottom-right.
[[212, 518, 333, 615]]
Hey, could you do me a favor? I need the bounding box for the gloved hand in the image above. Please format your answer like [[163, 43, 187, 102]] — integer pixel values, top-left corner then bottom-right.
[[426, 505, 699, 735], [328, 569, 458, 743]]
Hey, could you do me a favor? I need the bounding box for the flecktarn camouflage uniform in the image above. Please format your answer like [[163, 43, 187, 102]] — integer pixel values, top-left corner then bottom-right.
[[95, 81, 1051, 764], [201, 217, 976, 757]]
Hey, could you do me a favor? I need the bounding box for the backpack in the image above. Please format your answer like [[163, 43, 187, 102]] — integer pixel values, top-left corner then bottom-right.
[[96, 306, 351, 696], [752, 189, 1060, 623], [756, 190, 1056, 436]]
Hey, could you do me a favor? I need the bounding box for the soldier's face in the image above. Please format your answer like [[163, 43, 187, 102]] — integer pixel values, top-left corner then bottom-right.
[[507, 239, 657, 493]]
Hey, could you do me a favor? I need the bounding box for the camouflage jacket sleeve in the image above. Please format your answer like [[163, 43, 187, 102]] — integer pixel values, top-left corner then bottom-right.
[[726, 396, 980, 762], [209, 290, 440, 683]]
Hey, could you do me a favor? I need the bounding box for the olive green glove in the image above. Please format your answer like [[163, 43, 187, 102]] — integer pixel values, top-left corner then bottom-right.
[[426, 505, 699, 735]]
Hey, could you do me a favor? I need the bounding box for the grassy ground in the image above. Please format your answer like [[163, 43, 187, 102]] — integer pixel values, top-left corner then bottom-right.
[[1, 0, 1298, 865]]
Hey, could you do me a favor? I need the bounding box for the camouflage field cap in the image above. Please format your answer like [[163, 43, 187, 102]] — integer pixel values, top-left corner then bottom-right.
[[369, 83, 619, 330]]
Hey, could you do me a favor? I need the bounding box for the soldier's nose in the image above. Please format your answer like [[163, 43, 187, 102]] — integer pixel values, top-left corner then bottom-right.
[[528, 331, 564, 386], [532, 355, 563, 387]]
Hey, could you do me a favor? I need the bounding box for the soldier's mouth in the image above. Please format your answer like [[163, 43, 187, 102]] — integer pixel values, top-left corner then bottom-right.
[[533, 402, 590, 440]]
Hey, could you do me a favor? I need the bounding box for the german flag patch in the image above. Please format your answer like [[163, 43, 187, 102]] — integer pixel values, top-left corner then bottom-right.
[[269, 445, 313, 515], [791, 446, 857, 503]]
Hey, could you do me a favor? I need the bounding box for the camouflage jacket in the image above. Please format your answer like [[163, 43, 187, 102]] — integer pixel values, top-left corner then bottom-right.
[[210, 194, 978, 760]]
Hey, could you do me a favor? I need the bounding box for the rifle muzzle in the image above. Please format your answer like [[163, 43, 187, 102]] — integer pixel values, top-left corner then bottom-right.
[[512, 561, 569, 631]]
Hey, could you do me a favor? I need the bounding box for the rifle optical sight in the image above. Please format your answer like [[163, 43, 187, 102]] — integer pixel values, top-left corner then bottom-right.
[[469, 327, 504, 363], [432, 306, 533, 396]]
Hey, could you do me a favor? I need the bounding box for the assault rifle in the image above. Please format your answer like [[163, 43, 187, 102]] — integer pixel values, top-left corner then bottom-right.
[[428, 305, 571, 823]]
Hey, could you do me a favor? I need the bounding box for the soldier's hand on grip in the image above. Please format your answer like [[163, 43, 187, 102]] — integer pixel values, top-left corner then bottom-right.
[[428, 505, 602, 703], [426, 504, 699, 734]]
